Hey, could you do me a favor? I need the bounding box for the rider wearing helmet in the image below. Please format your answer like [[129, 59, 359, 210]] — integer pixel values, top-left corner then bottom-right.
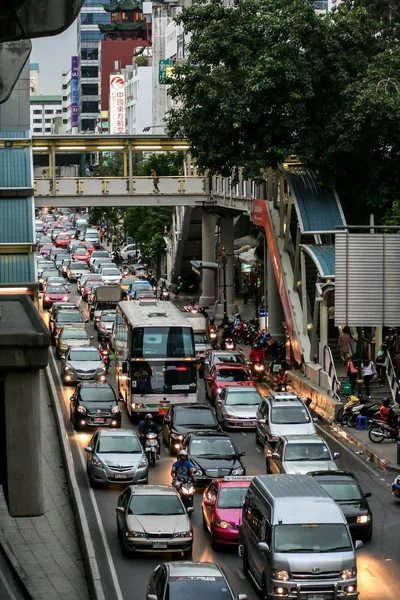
[[99, 338, 108, 350], [250, 343, 265, 364], [171, 449, 197, 485], [138, 413, 158, 439]]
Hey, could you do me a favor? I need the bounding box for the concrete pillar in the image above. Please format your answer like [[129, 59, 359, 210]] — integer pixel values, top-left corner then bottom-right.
[[267, 247, 285, 340], [214, 217, 238, 319], [319, 300, 329, 367], [199, 212, 216, 307]]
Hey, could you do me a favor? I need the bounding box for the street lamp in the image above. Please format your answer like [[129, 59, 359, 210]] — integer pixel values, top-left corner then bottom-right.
[[221, 246, 228, 326], [254, 257, 260, 328]]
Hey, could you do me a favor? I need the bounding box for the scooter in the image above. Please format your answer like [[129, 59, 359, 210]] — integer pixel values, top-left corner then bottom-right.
[[99, 347, 110, 372], [221, 337, 236, 351], [144, 432, 159, 467], [368, 418, 400, 443], [159, 288, 170, 301], [250, 361, 265, 382], [173, 475, 195, 512], [207, 328, 218, 348]]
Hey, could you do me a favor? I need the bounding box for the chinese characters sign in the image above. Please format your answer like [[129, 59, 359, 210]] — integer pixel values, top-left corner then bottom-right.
[[110, 75, 126, 134], [71, 56, 78, 128]]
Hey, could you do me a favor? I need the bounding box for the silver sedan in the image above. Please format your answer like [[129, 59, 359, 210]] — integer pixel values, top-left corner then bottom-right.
[[61, 346, 107, 385]]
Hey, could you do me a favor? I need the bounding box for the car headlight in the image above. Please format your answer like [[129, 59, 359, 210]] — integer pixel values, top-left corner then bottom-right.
[[232, 467, 244, 475], [216, 387, 222, 394], [138, 459, 148, 468], [92, 457, 103, 468], [111, 405, 121, 414], [173, 531, 192, 538], [215, 520, 234, 530], [356, 515, 371, 524], [342, 568, 356, 580], [273, 571, 289, 581], [39, 278, 44, 283], [126, 531, 146, 538], [171, 433, 184, 440], [76, 405, 87, 414]]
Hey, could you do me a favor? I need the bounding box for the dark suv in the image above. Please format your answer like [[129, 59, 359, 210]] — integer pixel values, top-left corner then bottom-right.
[[70, 382, 121, 430], [162, 403, 220, 454]]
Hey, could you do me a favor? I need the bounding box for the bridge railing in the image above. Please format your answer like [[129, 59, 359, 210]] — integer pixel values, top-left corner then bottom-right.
[[34, 176, 206, 197]]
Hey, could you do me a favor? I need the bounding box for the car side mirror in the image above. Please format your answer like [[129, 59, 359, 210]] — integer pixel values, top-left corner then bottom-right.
[[85, 319, 89, 323], [238, 595, 248, 600], [60, 356, 66, 361], [187, 507, 194, 514], [84, 447, 92, 453], [122, 361, 128, 374], [240, 451, 246, 457], [364, 492, 371, 498], [90, 336, 94, 340], [206, 376, 212, 382], [355, 540, 363, 551], [70, 396, 75, 401], [313, 417, 319, 422], [258, 418, 266, 425], [333, 452, 340, 459], [203, 499, 213, 506], [147, 595, 158, 600], [116, 507, 125, 514], [257, 541, 270, 553]]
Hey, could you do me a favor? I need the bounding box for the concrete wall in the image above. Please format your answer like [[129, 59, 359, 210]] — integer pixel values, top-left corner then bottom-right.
[[0, 62, 30, 130]]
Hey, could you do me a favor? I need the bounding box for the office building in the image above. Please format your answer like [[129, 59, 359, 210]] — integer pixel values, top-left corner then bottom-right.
[[30, 95, 62, 135], [29, 63, 40, 95], [125, 62, 152, 134]]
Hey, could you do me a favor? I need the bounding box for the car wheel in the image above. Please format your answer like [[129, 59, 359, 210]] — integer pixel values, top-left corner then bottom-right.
[[242, 547, 249, 577], [121, 543, 131, 558], [210, 529, 219, 551], [261, 576, 268, 600]]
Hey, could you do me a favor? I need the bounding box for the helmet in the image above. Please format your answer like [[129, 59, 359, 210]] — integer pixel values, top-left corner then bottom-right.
[[253, 343, 260, 350], [190, 300, 196, 306], [382, 398, 391, 407], [145, 413, 153, 421], [209, 318, 215, 325], [235, 313, 241, 319], [178, 449, 188, 458]]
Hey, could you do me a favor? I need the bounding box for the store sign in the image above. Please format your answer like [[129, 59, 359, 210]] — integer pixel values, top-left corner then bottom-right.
[[109, 74, 126, 134], [71, 56, 78, 128], [159, 59, 174, 84]]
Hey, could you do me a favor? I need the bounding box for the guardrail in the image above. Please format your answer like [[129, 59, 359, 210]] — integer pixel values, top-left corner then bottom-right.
[[323, 344, 341, 400], [387, 352, 399, 404]]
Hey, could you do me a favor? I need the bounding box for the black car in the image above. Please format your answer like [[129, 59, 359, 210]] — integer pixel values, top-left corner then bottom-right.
[[182, 431, 245, 486], [310, 471, 372, 541], [70, 382, 121, 430], [162, 403, 220, 454]]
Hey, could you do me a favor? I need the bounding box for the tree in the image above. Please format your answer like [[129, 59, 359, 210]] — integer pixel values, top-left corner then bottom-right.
[[167, 0, 400, 221]]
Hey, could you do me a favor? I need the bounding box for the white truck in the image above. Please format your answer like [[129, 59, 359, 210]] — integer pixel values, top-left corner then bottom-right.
[[89, 285, 123, 327]]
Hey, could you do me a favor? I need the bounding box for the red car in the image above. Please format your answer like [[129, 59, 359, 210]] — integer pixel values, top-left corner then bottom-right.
[[40, 243, 54, 257], [79, 241, 95, 255], [54, 233, 71, 248], [205, 363, 253, 403], [43, 285, 70, 309], [72, 248, 90, 263], [202, 476, 253, 547]]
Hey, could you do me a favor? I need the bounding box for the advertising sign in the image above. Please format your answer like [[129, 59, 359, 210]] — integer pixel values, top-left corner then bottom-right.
[[159, 59, 174, 84], [71, 56, 78, 128], [109, 74, 126, 134]]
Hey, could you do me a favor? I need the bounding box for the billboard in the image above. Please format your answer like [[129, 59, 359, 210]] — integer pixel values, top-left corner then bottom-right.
[[109, 74, 125, 134], [71, 56, 78, 128]]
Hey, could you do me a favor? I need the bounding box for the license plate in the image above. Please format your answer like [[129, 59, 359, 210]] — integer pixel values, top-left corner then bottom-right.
[[94, 418, 105, 424], [308, 595, 324, 600], [242, 421, 254, 427], [114, 473, 128, 479], [152, 541, 167, 549], [81, 375, 92, 380]]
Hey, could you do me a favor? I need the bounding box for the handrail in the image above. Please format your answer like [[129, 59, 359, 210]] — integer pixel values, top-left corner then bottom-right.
[[386, 351, 398, 403], [323, 345, 341, 399]]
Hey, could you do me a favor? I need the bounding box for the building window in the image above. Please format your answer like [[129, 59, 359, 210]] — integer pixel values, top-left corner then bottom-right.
[[33, 128, 42, 132], [32, 109, 41, 114], [62, 83, 68, 90], [62, 96, 67, 101], [82, 101, 98, 113], [81, 48, 98, 61], [81, 83, 98, 96], [63, 108, 68, 113], [45, 128, 51, 132], [44, 109, 54, 114], [81, 13, 110, 25], [81, 66, 98, 78], [45, 119, 52, 123], [63, 119, 68, 124], [33, 119, 42, 123], [81, 31, 102, 42], [81, 119, 96, 131]]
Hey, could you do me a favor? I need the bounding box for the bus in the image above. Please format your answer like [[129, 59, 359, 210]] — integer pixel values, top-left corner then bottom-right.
[[114, 299, 197, 419]]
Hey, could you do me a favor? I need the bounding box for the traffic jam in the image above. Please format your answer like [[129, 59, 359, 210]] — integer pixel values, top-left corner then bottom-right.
[[35, 208, 395, 600]]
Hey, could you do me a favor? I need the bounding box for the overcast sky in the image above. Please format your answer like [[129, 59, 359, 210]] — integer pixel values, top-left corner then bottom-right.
[[30, 21, 77, 95]]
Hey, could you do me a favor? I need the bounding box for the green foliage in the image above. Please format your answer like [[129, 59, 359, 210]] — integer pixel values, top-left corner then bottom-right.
[[138, 151, 184, 176], [135, 55, 149, 67], [167, 0, 400, 221]]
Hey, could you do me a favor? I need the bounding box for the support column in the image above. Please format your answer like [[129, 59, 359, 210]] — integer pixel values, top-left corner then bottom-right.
[[199, 212, 216, 307], [319, 300, 328, 367], [267, 247, 285, 339], [214, 217, 238, 319]]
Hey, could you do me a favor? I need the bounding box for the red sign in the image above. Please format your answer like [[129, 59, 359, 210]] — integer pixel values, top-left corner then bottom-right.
[[252, 199, 302, 364]]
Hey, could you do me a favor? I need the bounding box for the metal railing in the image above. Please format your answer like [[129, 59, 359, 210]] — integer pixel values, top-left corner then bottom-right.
[[323, 345, 341, 400], [386, 352, 399, 403]]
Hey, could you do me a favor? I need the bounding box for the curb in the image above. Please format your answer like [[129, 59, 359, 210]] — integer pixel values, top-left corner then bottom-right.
[[330, 422, 400, 473], [45, 354, 106, 600], [0, 528, 35, 599]]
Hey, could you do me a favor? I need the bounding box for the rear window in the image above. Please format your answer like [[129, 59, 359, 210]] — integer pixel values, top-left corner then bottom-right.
[[213, 354, 245, 365], [57, 313, 83, 323], [216, 368, 251, 382]]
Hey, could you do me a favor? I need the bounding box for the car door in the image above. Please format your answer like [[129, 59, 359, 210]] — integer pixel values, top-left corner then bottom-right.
[[269, 439, 284, 474], [216, 388, 226, 421], [156, 564, 167, 600], [117, 488, 131, 536], [87, 432, 98, 472], [203, 482, 218, 531]]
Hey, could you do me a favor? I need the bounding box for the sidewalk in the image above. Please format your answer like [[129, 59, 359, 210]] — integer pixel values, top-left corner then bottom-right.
[[0, 372, 90, 600]]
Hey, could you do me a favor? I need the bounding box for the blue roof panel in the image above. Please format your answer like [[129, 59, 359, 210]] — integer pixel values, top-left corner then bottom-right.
[[0, 198, 34, 244], [284, 168, 346, 233], [0, 147, 32, 188], [302, 244, 335, 279], [0, 130, 30, 139], [0, 254, 36, 283]]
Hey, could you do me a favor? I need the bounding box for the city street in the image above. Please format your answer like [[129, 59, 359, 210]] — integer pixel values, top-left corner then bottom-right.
[[44, 284, 400, 600]]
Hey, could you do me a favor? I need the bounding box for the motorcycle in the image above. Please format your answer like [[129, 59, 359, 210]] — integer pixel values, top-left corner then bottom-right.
[[343, 400, 383, 428], [184, 304, 201, 313], [221, 337, 235, 351], [173, 279, 199, 295], [99, 347, 110, 373], [159, 288, 170, 301], [207, 327, 218, 348], [144, 432, 160, 467], [368, 418, 400, 443], [173, 475, 195, 511], [275, 379, 289, 392], [251, 361, 265, 382]]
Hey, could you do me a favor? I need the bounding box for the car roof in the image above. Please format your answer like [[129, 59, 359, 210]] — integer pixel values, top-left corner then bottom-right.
[[128, 485, 179, 496], [225, 386, 260, 393], [69, 346, 98, 352], [98, 428, 137, 437], [166, 562, 223, 578], [310, 471, 359, 482], [218, 479, 253, 489], [189, 431, 231, 439], [174, 403, 212, 411], [283, 434, 325, 444], [211, 350, 243, 357], [266, 394, 303, 406], [78, 382, 113, 389]]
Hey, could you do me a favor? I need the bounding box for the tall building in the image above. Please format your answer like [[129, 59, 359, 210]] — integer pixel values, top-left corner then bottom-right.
[[29, 63, 40, 95], [77, 0, 111, 132], [125, 61, 152, 134], [30, 96, 62, 135], [61, 57, 79, 134]]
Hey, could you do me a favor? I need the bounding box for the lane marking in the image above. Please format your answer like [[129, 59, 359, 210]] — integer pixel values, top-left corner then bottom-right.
[[49, 351, 124, 600], [242, 432, 247, 437]]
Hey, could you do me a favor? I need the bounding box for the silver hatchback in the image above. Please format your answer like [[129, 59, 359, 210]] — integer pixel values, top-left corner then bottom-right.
[[85, 429, 148, 485]]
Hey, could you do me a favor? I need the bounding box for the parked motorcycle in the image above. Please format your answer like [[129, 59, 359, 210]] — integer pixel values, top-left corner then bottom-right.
[[343, 400, 383, 428], [368, 418, 400, 443], [173, 475, 195, 511], [145, 432, 160, 467], [159, 288, 170, 301]]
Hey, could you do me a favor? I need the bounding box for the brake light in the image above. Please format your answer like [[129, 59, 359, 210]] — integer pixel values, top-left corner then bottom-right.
[[176, 366, 187, 371]]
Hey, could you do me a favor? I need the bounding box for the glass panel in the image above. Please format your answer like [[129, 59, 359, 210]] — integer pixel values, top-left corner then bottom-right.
[[132, 326, 194, 359], [274, 524, 352, 553], [69, 349, 100, 361], [271, 406, 311, 424], [168, 579, 233, 600], [217, 487, 248, 509], [80, 387, 115, 401], [60, 329, 88, 339], [131, 361, 197, 394], [128, 495, 184, 516], [284, 442, 329, 461], [189, 437, 236, 457], [97, 435, 142, 453], [225, 390, 261, 405], [215, 368, 252, 382], [317, 481, 362, 502], [174, 408, 216, 427]]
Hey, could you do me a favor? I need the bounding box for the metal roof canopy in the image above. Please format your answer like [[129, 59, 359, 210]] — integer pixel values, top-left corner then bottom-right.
[[190, 260, 218, 276], [283, 166, 346, 234], [301, 244, 335, 280], [0, 198, 35, 244], [31, 135, 190, 153]]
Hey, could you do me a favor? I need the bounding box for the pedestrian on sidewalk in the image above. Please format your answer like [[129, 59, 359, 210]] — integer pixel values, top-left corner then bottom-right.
[[151, 169, 160, 193], [375, 344, 388, 387], [362, 357, 376, 399], [242, 281, 249, 305], [338, 327, 353, 365], [346, 355, 358, 394]]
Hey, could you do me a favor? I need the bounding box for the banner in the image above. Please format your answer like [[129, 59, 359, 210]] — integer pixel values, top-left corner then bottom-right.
[[109, 74, 126, 134], [71, 56, 78, 128]]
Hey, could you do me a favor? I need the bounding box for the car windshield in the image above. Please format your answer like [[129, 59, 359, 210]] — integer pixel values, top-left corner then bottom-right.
[[93, 252, 109, 259], [216, 368, 251, 382], [46, 287, 68, 294], [80, 387, 115, 402], [122, 277, 136, 285], [174, 409, 216, 427], [271, 406, 311, 424], [97, 435, 142, 454], [190, 437, 236, 457], [75, 249, 87, 255], [213, 354, 245, 365], [168, 578, 234, 599], [69, 349, 100, 361], [101, 313, 116, 322], [128, 495, 184, 516], [57, 234, 69, 240], [60, 329, 88, 339], [274, 523, 352, 553], [47, 278, 65, 284], [42, 271, 58, 278], [57, 313, 83, 323], [317, 481, 362, 502], [217, 487, 248, 509], [284, 442, 330, 461], [103, 269, 120, 276], [225, 390, 261, 406], [194, 333, 207, 344], [73, 263, 89, 270]]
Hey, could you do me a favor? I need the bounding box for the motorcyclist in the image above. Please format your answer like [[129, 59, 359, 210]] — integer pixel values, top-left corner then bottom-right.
[[138, 413, 160, 453], [171, 449, 197, 487], [249, 343, 265, 364], [99, 339, 109, 351], [233, 313, 242, 328], [379, 398, 398, 430], [275, 368, 289, 388]]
